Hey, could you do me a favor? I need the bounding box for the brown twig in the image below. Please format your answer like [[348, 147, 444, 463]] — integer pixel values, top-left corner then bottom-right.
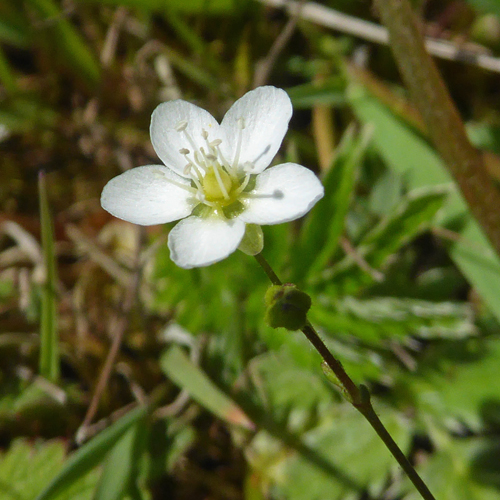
[[253, 0, 307, 88], [372, 0, 500, 260], [339, 236, 385, 282], [76, 225, 145, 444], [257, 0, 500, 74]]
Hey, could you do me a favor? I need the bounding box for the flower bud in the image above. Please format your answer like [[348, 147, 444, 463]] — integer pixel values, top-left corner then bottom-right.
[[264, 284, 311, 331]]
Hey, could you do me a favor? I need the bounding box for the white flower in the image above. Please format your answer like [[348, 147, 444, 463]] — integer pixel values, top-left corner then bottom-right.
[[101, 86, 324, 269]]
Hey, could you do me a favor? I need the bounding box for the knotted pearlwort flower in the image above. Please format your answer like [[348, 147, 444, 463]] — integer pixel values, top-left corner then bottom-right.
[[101, 86, 324, 269]]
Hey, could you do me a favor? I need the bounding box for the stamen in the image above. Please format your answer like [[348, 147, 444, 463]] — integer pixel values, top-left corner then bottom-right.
[[198, 147, 230, 200], [201, 129, 209, 140], [181, 129, 207, 170], [232, 117, 245, 170], [234, 173, 251, 195], [243, 161, 255, 171], [175, 120, 188, 132], [215, 145, 236, 180], [193, 150, 206, 169], [180, 148, 204, 181], [159, 172, 197, 194], [212, 165, 230, 199], [242, 190, 283, 200], [210, 139, 222, 147], [190, 174, 204, 193]]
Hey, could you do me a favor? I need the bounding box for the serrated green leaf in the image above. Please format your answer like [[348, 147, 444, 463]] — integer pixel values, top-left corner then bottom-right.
[[0, 439, 99, 500], [38, 171, 59, 383], [311, 297, 476, 346], [323, 186, 448, 291], [348, 83, 500, 323]]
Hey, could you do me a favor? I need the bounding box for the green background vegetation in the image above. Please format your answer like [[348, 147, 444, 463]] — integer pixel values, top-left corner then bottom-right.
[[2, 0, 500, 498]]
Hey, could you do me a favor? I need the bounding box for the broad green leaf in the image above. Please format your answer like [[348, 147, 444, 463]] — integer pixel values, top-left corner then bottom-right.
[[160, 345, 254, 430], [348, 84, 500, 322], [0, 439, 98, 500], [38, 172, 59, 383], [286, 78, 346, 109], [35, 405, 148, 500]]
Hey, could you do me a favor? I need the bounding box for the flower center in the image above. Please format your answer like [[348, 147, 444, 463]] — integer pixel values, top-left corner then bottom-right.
[[174, 118, 253, 214], [203, 166, 233, 202]]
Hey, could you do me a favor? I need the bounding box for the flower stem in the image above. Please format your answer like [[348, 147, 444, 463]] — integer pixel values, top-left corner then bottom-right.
[[254, 252, 282, 285], [254, 253, 436, 500]]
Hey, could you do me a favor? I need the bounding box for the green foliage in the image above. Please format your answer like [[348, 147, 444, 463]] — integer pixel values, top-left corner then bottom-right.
[[80, 0, 240, 14], [160, 345, 254, 429], [405, 438, 500, 500], [27, 0, 100, 85], [311, 296, 476, 346], [3, 0, 500, 499], [0, 440, 98, 500], [292, 125, 369, 283], [348, 84, 500, 324], [35, 406, 148, 500]]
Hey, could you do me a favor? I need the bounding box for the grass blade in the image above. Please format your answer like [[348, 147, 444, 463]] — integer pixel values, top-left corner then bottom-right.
[[38, 171, 59, 383]]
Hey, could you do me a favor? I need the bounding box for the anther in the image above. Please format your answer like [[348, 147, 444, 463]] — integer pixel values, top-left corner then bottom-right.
[[237, 117, 246, 129], [206, 154, 217, 161], [201, 129, 209, 140], [210, 139, 222, 147], [175, 120, 188, 132], [179, 148, 190, 155]]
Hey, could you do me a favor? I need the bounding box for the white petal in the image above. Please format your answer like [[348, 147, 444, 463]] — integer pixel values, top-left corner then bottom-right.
[[239, 163, 324, 225], [168, 216, 245, 269], [220, 86, 292, 174], [150, 100, 224, 177], [101, 165, 194, 225]]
